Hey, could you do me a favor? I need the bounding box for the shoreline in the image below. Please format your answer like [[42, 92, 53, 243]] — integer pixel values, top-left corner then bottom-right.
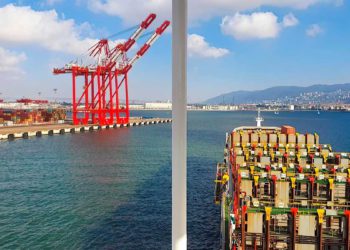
[[130, 108, 350, 112], [0, 117, 172, 141]]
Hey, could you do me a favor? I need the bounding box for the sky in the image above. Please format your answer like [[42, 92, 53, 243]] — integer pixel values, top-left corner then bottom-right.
[[0, 0, 349, 103]]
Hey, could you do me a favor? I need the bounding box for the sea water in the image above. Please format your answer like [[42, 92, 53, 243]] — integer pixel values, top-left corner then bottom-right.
[[0, 111, 349, 249]]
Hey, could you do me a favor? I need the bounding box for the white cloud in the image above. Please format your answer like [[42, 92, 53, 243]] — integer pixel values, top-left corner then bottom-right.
[[334, 0, 344, 7], [221, 12, 281, 40], [188, 34, 229, 58], [283, 13, 299, 27], [0, 47, 26, 73], [42, 0, 63, 6], [88, 0, 168, 25], [88, 0, 170, 25], [87, 0, 337, 25], [221, 12, 299, 40], [0, 4, 97, 55], [306, 24, 323, 37]]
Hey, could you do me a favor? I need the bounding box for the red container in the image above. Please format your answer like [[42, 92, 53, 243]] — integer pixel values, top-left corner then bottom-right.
[[281, 125, 296, 135]]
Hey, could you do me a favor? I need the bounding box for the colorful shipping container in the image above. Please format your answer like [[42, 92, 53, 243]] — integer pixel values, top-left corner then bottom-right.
[[0, 109, 66, 125]]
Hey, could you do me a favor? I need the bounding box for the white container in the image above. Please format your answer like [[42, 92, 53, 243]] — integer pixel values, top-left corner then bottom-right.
[[336, 176, 344, 182], [5, 121, 14, 126]]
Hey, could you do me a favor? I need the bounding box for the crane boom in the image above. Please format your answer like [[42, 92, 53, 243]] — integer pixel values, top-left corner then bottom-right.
[[107, 13, 156, 67], [122, 20, 170, 73], [52, 14, 170, 126], [125, 13, 156, 51], [88, 39, 109, 58]]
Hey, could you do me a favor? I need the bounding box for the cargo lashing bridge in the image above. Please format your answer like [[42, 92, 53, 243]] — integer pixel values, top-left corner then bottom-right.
[[53, 14, 170, 125]]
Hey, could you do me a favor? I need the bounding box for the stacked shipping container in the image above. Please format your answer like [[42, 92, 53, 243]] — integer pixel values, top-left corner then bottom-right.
[[0, 109, 66, 125], [216, 125, 350, 250]]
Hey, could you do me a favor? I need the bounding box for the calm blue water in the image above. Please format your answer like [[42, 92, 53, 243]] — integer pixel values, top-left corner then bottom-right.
[[0, 111, 350, 249]]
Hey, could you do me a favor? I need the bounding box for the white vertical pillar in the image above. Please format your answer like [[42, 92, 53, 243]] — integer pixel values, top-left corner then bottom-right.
[[172, 0, 187, 250]]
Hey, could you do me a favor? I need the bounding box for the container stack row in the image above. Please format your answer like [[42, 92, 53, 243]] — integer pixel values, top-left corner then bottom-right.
[[223, 125, 350, 250], [0, 109, 66, 125], [231, 126, 320, 149]]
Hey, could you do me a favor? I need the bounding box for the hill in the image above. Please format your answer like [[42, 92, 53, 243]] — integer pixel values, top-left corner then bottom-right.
[[203, 83, 350, 105]]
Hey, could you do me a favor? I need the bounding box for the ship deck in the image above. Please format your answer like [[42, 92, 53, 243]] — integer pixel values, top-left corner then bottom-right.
[[215, 125, 350, 250]]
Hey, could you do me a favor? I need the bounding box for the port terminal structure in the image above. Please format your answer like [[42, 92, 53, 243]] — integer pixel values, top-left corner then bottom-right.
[[0, 118, 172, 141], [215, 117, 350, 249], [53, 14, 170, 126]]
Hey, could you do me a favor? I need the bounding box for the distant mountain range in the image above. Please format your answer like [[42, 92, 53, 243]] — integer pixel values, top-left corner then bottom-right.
[[203, 83, 350, 105]]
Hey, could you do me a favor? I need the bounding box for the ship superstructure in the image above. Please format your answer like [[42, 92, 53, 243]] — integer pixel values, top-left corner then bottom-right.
[[215, 114, 350, 249]]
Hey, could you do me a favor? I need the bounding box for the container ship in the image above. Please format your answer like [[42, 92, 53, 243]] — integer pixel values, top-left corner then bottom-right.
[[215, 111, 350, 250]]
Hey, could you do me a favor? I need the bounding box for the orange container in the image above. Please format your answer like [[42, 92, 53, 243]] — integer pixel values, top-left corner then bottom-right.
[[281, 125, 296, 135]]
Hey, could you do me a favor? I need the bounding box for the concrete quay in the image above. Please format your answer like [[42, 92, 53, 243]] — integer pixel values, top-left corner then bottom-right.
[[0, 117, 172, 140]]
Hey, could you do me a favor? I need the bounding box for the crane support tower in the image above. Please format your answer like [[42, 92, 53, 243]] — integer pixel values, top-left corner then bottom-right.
[[53, 14, 170, 125]]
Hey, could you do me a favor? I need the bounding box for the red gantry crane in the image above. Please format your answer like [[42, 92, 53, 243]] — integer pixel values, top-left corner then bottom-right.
[[53, 14, 170, 125]]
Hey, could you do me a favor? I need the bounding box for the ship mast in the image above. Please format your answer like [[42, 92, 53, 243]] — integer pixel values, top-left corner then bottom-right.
[[256, 108, 264, 127]]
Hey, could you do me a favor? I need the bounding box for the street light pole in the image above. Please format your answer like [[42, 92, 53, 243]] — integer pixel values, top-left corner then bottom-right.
[[53, 88, 58, 103], [172, 0, 187, 249]]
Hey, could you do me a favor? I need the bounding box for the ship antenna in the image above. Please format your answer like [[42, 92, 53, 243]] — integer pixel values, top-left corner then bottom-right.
[[256, 108, 264, 127]]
